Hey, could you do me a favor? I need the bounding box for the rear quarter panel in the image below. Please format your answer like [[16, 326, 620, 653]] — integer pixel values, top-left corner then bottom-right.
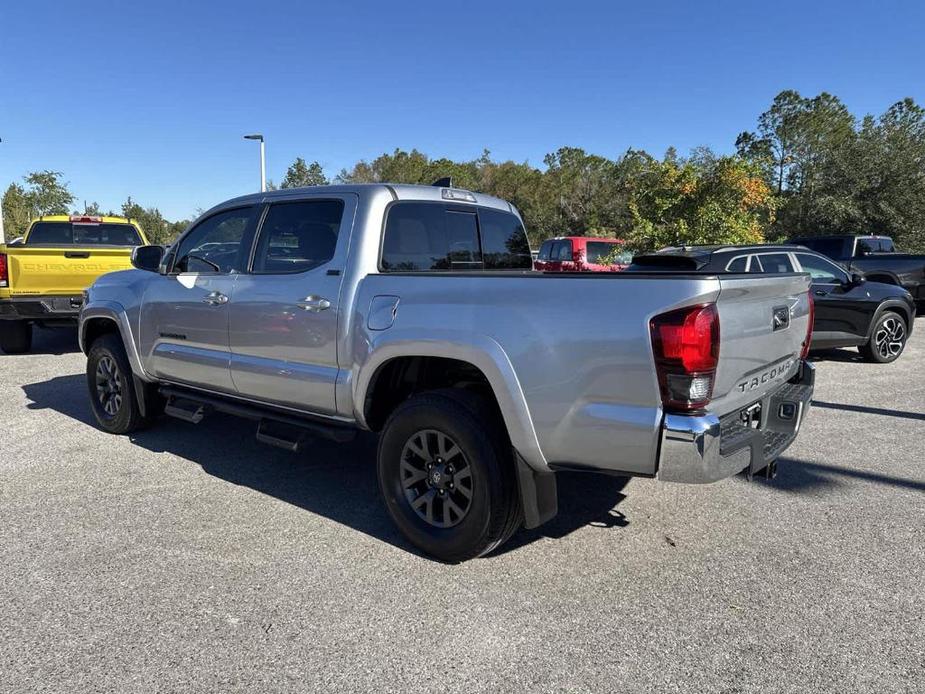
[[351, 273, 723, 475]]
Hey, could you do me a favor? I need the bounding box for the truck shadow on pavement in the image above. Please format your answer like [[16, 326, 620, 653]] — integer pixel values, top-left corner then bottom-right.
[[0, 326, 81, 356], [21, 373, 631, 559], [748, 457, 925, 494], [808, 348, 865, 364]]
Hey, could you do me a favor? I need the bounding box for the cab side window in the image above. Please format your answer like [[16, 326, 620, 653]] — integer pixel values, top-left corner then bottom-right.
[[756, 253, 794, 273], [556, 240, 573, 261], [174, 207, 255, 274], [796, 253, 846, 283], [381, 203, 480, 271], [252, 200, 344, 274], [726, 256, 748, 272]]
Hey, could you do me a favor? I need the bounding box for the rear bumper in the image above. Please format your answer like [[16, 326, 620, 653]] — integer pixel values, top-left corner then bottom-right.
[[656, 361, 815, 484], [0, 296, 84, 321]]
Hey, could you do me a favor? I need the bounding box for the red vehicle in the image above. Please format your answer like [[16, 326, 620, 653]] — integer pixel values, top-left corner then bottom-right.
[[534, 236, 633, 272]]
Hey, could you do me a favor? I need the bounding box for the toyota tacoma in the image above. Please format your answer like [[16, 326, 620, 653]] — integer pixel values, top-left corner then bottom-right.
[[79, 184, 815, 561]]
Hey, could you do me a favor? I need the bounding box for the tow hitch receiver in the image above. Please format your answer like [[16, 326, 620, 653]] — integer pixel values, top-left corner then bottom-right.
[[746, 458, 777, 482]]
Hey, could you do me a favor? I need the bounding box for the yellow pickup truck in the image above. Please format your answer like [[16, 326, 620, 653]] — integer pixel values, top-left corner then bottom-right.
[[0, 214, 148, 353]]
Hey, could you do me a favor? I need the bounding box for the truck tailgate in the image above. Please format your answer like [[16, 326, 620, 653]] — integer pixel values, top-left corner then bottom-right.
[[5, 247, 135, 296], [711, 273, 812, 416]]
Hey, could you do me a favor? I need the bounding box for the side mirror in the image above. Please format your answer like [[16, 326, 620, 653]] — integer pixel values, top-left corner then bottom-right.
[[848, 272, 866, 287], [131, 245, 165, 272]]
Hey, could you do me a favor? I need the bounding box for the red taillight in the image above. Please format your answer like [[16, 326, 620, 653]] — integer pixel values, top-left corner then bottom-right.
[[0, 253, 8, 288], [801, 293, 815, 359], [650, 303, 720, 411]]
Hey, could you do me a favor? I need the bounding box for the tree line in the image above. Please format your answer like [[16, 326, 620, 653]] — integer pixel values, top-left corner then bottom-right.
[[4, 90, 924, 251]]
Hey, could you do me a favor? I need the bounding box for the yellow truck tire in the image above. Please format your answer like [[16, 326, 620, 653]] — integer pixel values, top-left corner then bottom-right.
[[0, 321, 32, 354]]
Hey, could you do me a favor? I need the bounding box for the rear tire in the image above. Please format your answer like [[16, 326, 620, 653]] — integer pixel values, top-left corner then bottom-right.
[[86, 334, 151, 434], [858, 311, 908, 363], [377, 389, 522, 562], [0, 321, 32, 354]]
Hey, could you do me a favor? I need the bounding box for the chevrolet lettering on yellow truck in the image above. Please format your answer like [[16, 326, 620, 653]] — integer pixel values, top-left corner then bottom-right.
[[0, 215, 148, 353]]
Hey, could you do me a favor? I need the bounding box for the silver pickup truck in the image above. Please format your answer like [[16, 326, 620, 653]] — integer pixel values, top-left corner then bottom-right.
[[80, 184, 815, 561]]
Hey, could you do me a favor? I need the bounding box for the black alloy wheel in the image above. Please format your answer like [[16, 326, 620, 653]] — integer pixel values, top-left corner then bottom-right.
[[400, 428, 474, 528]]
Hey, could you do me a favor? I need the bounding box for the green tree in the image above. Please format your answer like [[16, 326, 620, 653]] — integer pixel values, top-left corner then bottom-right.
[[22, 170, 75, 217], [280, 158, 329, 188], [738, 90, 856, 237], [625, 155, 773, 250], [121, 196, 179, 245], [2, 183, 31, 240], [847, 99, 925, 251]]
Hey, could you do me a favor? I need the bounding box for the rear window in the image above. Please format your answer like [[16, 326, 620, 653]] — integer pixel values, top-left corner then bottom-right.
[[877, 238, 895, 252], [794, 238, 848, 259], [381, 203, 532, 271], [26, 222, 142, 246], [586, 241, 632, 265], [859, 237, 895, 253], [478, 208, 532, 269]]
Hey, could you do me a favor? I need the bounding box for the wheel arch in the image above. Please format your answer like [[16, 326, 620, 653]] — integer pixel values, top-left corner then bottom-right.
[[79, 302, 150, 381], [81, 316, 122, 354], [865, 300, 912, 341], [353, 337, 547, 471]]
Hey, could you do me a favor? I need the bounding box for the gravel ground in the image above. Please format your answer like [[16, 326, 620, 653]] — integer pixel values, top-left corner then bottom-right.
[[1, 322, 923, 693]]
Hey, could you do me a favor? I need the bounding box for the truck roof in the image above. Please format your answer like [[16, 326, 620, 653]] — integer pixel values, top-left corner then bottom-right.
[[210, 183, 517, 217], [29, 214, 139, 225]]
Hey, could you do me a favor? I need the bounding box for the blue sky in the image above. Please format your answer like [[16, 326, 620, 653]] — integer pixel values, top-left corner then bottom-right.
[[2, 0, 923, 220]]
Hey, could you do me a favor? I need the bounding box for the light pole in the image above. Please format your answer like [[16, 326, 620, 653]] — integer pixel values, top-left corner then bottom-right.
[[243, 134, 266, 193], [0, 137, 5, 243]]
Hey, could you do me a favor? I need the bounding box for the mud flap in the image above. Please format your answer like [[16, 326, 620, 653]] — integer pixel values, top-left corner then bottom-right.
[[515, 452, 558, 529]]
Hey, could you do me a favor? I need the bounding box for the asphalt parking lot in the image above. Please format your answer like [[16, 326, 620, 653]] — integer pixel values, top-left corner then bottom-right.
[[1, 323, 923, 693]]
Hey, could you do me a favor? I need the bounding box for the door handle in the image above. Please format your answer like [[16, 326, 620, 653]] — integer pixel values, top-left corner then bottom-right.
[[202, 291, 229, 305], [297, 295, 331, 312], [814, 290, 828, 296]]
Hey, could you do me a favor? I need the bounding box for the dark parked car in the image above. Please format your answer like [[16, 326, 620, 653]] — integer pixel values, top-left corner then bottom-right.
[[631, 245, 915, 363], [787, 235, 925, 310]]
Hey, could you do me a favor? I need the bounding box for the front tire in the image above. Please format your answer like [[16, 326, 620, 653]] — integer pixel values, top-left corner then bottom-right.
[[859, 311, 908, 363], [377, 390, 521, 562], [0, 320, 32, 354], [86, 334, 150, 434]]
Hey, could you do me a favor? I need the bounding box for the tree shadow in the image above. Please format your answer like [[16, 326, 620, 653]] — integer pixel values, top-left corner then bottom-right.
[[0, 326, 81, 356], [21, 373, 631, 559]]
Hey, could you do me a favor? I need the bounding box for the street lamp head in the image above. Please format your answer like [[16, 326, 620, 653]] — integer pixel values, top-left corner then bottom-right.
[[243, 134, 264, 142]]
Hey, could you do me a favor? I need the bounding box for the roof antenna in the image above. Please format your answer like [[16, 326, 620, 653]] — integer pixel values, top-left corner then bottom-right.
[[431, 176, 453, 187]]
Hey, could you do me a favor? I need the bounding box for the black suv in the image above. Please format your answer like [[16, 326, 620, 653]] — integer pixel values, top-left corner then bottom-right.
[[787, 234, 925, 310], [632, 245, 916, 363]]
